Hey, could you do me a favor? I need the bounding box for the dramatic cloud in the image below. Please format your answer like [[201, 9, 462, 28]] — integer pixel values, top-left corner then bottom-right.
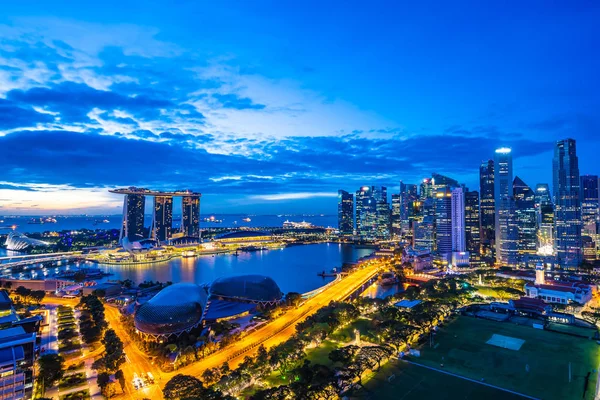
[[0, 5, 598, 213]]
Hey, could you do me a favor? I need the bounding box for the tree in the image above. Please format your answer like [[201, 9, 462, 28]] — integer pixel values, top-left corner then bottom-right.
[[115, 370, 126, 393], [30, 290, 46, 304], [101, 329, 125, 372], [284, 292, 302, 307], [251, 385, 295, 400], [328, 345, 359, 365], [202, 367, 222, 386], [582, 307, 600, 326], [97, 372, 110, 389], [15, 286, 31, 302], [163, 374, 205, 400], [104, 381, 119, 398], [120, 279, 134, 289], [38, 354, 65, 393]]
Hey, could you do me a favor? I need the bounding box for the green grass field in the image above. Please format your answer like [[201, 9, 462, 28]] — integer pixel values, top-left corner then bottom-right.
[[352, 359, 525, 400], [413, 316, 600, 400]]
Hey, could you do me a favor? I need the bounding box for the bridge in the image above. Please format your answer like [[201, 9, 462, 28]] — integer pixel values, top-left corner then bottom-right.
[[0, 252, 82, 270]]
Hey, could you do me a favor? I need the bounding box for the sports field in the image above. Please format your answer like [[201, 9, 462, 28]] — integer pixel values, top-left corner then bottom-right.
[[352, 359, 525, 400], [413, 316, 600, 400]]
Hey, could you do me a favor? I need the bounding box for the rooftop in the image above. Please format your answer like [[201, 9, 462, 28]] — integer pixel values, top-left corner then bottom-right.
[[109, 187, 200, 196], [394, 299, 422, 309], [215, 231, 272, 240]]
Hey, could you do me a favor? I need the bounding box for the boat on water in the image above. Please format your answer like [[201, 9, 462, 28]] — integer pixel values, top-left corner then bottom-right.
[[283, 220, 314, 229], [28, 217, 57, 224], [182, 250, 196, 258], [242, 217, 251, 222], [203, 216, 223, 223]]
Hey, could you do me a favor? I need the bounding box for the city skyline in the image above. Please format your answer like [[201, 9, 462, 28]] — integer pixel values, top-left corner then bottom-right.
[[1, 2, 600, 214]]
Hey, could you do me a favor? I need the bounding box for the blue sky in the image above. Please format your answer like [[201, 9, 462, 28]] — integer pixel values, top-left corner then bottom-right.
[[0, 1, 598, 214]]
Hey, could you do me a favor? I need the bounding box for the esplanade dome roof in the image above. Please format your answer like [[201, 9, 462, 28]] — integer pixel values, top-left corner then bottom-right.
[[134, 283, 206, 335], [209, 274, 283, 303]]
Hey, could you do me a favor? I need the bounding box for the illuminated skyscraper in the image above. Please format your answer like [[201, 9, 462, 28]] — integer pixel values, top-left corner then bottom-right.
[[121, 193, 146, 242], [494, 148, 518, 266], [534, 183, 551, 208], [420, 178, 433, 200], [355, 186, 389, 239], [391, 194, 401, 237], [400, 182, 418, 236], [337, 190, 354, 235], [580, 175, 599, 238], [580, 175, 598, 260], [435, 187, 453, 259], [513, 176, 537, 258], [538, 202, 555, 255], [413, 216, 434, 251], [479, 160, 495, 257], [451, 187, 466, 252], [182, 195, 201, 238], [553, 139, 582, 269], [465, 191, 481, 259], [152, 196, 173, 242]]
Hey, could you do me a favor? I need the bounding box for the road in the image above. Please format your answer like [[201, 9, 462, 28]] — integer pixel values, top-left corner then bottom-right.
[[42, 297, 163, 400], [42, 260, 381, 399]]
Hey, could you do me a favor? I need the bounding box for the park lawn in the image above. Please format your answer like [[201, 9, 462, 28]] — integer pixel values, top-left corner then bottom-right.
[[330, 318, 377, 343], [352, 359, 525, 400], [256, 340, 342, 391], [412, 316, 600, 400], [546, 322, 598, 338]]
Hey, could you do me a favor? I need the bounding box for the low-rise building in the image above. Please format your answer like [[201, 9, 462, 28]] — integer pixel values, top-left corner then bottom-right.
[[0, 326, 36, 400], [402, 247, 433, 272], [523, 263, 594, 305]]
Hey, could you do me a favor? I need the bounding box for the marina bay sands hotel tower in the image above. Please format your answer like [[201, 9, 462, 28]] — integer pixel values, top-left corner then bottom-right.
[[109, 187, 201, 243]]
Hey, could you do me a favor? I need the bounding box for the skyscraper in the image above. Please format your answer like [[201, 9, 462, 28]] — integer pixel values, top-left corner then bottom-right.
[[479, 160, 495, 257], [538, 202, 554, 256], [400, 183, 418, 237], [355, 186, 389, 239], [121, 193, 145, 242], [465, 191, 481, 259], [580, 175, 598, 260], [534, 183, 551, 208], [337, 190, 354, 235], [513, 176, 537, 259], [413, 216, 434, 251], [182, 195, 201, 238], [494, 148, 518, 267], [435, 187, 452, 259], [451, 187, 466, 252], [391, 193, 401, 237], [553, 139, 582, 269], [153, 195, 173, 242], [375, 188, 391, 239], [580, 175, 599, 237]]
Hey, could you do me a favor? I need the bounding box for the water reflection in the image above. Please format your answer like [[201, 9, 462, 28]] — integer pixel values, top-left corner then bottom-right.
[[97, 243, 373, 294], [361, 282, 409, 300]]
